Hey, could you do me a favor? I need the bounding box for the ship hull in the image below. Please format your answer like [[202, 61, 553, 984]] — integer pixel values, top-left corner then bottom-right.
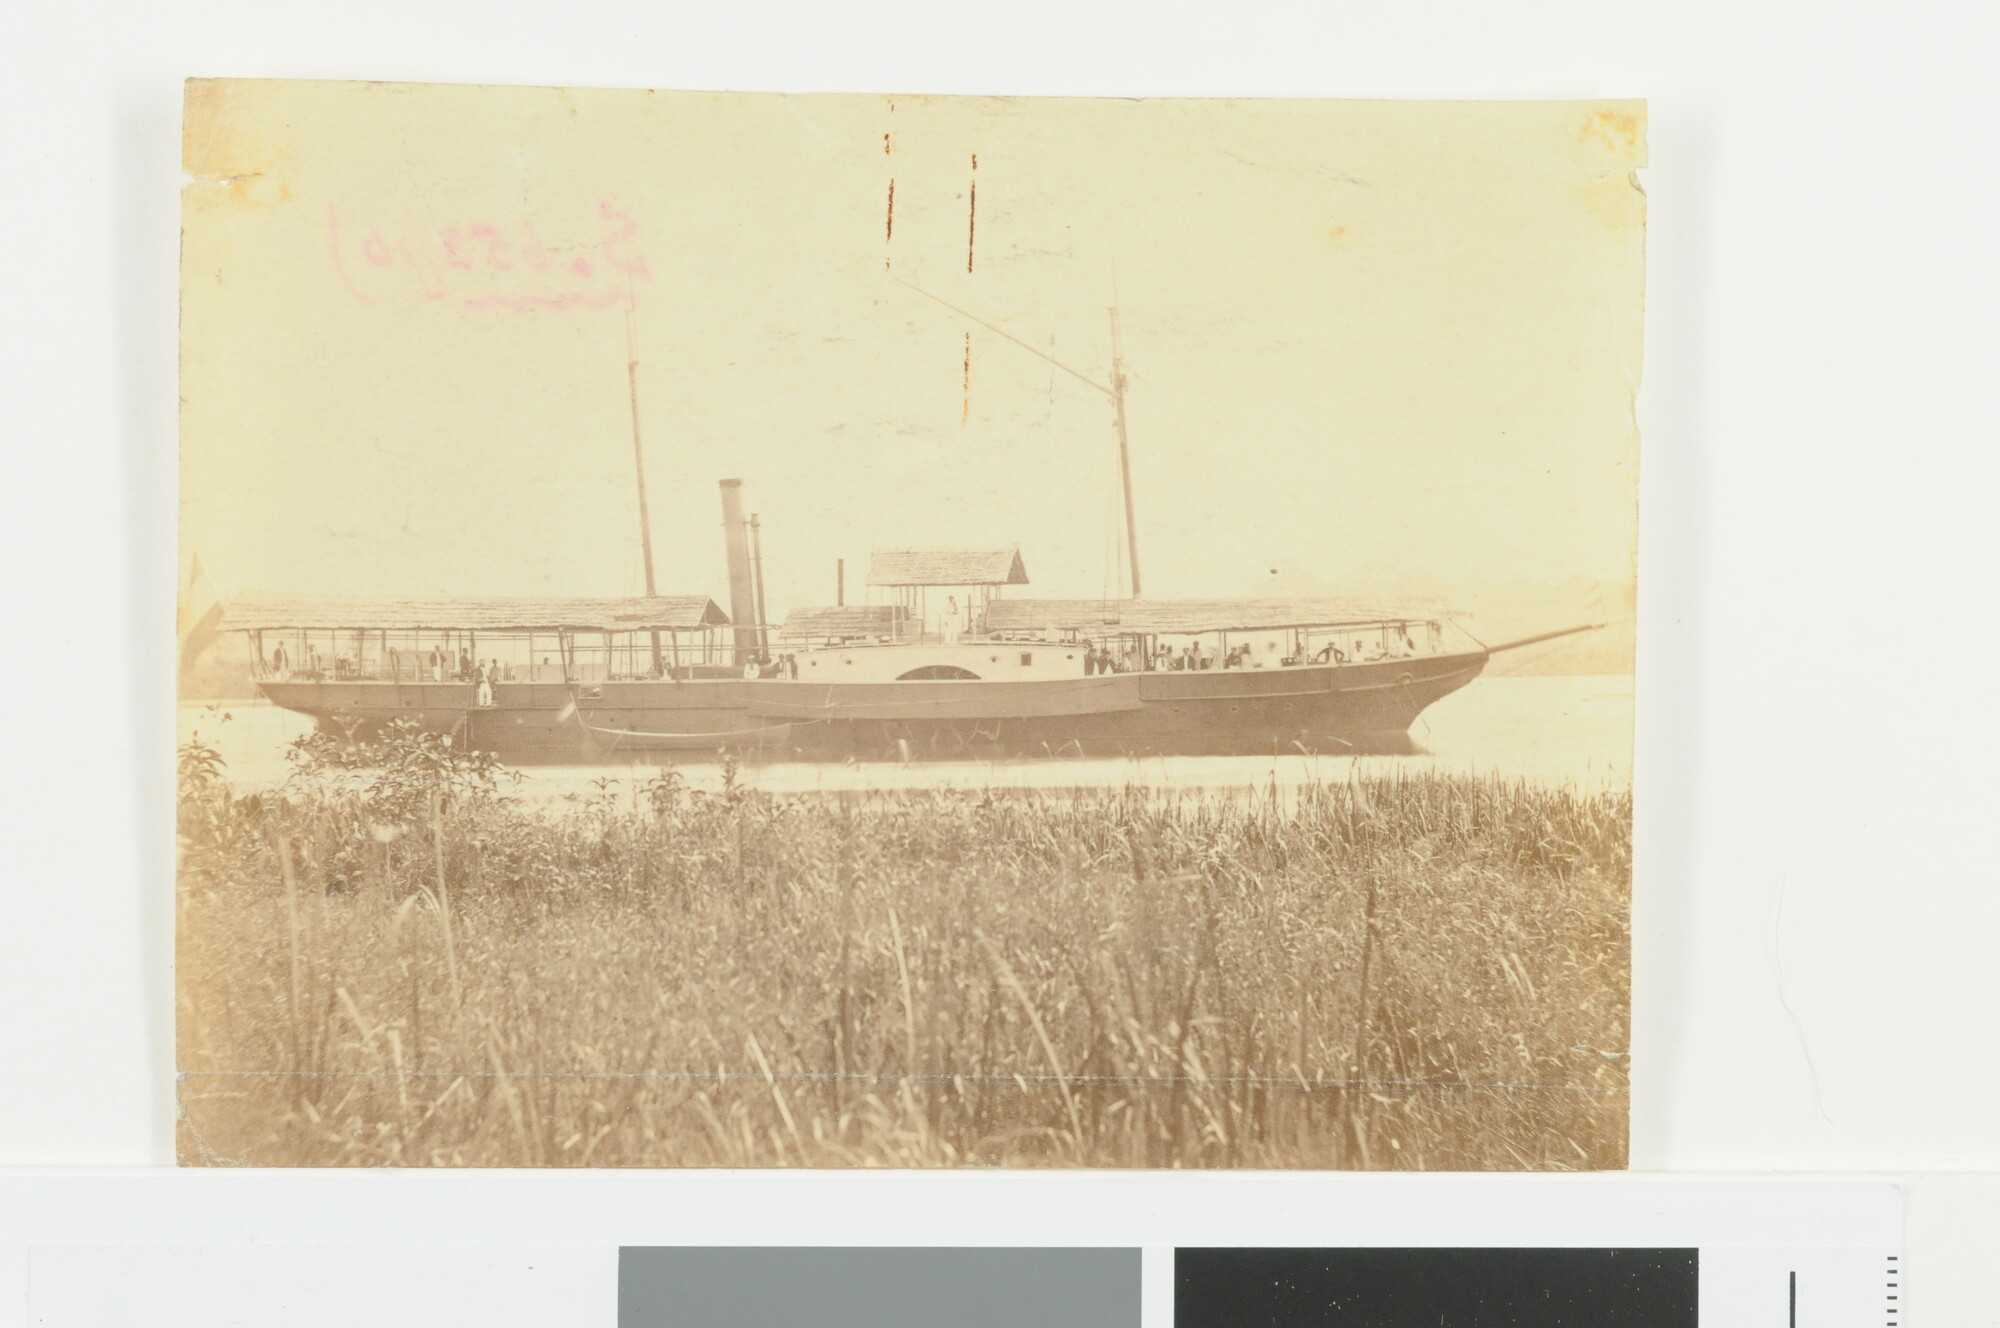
[[257, 651, 1488, 763]]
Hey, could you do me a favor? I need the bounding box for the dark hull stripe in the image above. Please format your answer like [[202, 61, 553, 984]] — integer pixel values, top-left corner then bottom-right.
[[258, 653, 1488, 763]]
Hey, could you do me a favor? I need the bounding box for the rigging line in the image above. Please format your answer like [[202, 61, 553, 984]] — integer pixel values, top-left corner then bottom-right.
[[1113, 407, 1126, 600], [891, 276, 1114, 397], [1487, 634, 1573, 677], [1106, 416, 1124, 607]]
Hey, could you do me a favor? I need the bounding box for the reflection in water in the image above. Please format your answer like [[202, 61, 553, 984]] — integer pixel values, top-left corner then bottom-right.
[[180, 674, 1632, 795]]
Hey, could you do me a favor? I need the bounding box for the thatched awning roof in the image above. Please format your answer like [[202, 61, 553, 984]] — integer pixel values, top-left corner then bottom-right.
[[222, 592, 731, 632], [779, 605, 906, 640], [867, 548, 1028, 587], [983, 597, 1452, 635]]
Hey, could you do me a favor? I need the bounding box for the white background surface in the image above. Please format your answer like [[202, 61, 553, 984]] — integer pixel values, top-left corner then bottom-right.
[[1, 1174, 1899, 1327], [2, 0, 1996, 1318], [24, 1245, 620, 1328]]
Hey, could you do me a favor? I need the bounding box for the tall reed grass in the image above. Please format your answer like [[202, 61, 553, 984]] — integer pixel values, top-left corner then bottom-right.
[[176, 746, 1629, 1169]]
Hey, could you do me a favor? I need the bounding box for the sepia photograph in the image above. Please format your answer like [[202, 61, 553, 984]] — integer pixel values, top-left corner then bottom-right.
[[175, 80, 1643, 1168]]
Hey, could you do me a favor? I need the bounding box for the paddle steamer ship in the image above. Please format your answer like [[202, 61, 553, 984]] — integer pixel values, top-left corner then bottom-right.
[[220, 300, 1592, 763], [228, 484, 1586, 763]]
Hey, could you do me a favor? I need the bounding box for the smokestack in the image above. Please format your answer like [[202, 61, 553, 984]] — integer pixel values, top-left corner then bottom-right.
[[718, 479, 759, 664], [837, 558, 845, 606]]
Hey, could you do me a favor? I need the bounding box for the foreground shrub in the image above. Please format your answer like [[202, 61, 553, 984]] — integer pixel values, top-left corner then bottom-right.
[[177, 750, 1629, 1169]]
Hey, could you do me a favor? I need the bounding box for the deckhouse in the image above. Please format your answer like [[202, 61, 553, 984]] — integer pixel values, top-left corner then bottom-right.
[[866, 547, 1028, 641]]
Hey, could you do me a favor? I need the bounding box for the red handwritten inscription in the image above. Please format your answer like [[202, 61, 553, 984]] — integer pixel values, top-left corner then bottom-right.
[[325, 203, 375, 305], [326, 200, 652, 312]]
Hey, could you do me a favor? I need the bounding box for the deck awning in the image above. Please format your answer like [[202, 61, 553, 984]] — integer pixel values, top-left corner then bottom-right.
[[867, 548, 1028, 587], [778, 604, 907, 640], [221, 592, 732, 633], [983, 597, 1454, 635]]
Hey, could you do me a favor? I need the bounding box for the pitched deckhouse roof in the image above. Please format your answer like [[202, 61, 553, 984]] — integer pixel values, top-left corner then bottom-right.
[[867, 548, 1028, 587], [983, 597, 1454, 635], [779, 605, 906, 640], [222, 593, 731, 633]]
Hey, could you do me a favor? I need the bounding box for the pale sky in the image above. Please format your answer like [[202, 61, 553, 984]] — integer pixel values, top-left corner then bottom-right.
[[181, 83, 1644, 638]]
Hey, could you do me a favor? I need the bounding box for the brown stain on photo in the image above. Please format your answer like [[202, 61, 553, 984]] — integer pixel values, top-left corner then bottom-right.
[[183, 78, 291, 215], [883, 127, 897, 269], [181, 78, 239, 178], [1579, 108, 1641, 153], [1574, 106, 1647, 234], [967, 152, 978, 273]]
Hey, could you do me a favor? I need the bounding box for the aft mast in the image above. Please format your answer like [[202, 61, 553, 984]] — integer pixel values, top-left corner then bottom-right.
[[1107, 305, 1141, 598], [895, 277, 1144, 599]]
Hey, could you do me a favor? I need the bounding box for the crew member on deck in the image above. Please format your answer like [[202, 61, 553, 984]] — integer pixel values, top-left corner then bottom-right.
[[270, 641, 289, 681], [476, 660, 494, 707]]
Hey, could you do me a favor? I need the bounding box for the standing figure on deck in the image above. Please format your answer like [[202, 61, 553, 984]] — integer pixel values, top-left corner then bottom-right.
[[270, 640, 289, 681], [475, 660, 494, 708]]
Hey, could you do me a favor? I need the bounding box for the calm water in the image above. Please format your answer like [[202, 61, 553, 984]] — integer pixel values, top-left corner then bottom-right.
[[179, 674, 1631, 796]]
